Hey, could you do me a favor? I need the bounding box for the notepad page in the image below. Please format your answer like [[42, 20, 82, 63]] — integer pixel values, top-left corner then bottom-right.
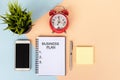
[[36, 37, 65, 75]]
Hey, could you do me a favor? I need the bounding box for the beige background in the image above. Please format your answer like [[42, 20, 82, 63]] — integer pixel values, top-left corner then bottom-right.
[[26, 0, 120, 80]]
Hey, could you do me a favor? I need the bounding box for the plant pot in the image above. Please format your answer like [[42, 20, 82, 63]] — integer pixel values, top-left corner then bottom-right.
[[10, 24, 32, 35]]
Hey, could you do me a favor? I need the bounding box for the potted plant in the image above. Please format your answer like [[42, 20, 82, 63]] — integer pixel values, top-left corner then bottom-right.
[[0, 1, 32, 35]]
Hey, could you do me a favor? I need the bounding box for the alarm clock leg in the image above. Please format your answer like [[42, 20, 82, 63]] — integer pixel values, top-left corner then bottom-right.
[[64, 30, 67, 33], [52, 31, 55, 33]]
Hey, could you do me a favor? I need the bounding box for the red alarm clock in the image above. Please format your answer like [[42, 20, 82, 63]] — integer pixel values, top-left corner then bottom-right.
[[49, 6, 69, 33]]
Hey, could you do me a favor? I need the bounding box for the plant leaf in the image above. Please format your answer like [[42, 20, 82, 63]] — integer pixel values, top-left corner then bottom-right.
[[0, 1, 32, 35]]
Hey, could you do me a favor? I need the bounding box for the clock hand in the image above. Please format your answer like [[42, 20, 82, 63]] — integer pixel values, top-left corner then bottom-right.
[[57, 16, 62, 29], [58, 16, 61, 23], [57, 20, 60, 25]]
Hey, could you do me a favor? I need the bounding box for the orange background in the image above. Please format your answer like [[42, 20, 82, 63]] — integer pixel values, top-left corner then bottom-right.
[[26, 0, 120, 80]]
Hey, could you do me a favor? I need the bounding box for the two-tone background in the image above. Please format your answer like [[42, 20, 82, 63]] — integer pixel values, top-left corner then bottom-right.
[[0, 0, 120, 80]]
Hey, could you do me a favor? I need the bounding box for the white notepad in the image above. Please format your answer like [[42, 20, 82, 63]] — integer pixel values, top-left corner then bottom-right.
[[35, 36, 66, 75]]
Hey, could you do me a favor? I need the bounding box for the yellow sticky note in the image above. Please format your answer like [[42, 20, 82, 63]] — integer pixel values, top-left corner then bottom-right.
[[76, 46, 94, 64]]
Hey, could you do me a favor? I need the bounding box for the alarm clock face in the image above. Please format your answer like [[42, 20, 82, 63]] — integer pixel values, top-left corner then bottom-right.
[[51, 14, 67, 29]]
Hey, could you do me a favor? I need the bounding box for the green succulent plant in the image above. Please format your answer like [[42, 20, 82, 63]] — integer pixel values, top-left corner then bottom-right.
[[0, 1, 32, 35]]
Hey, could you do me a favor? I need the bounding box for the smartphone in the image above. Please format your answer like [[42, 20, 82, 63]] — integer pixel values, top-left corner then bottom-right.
[[15, 40, 30, 70]]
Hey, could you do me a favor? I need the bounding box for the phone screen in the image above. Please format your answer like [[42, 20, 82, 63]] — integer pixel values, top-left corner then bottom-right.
[[15, 43, 29, 69]]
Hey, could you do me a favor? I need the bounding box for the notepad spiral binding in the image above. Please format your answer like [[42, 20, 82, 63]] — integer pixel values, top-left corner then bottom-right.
[[35, 38, 39, 74]]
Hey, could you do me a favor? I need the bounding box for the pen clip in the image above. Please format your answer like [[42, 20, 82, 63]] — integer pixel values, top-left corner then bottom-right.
[[70, 41, 73, 54]]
